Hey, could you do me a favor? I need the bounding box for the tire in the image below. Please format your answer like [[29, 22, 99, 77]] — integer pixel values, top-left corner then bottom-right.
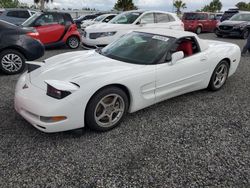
[[85, 86, 129, 131], [208, 60, 229, 91], [0, 49, 25, 75], [196, 26, 202, 34], [67, 36, 80, 49], [216, 34, 223, 38], [242, 30, 249, 39]]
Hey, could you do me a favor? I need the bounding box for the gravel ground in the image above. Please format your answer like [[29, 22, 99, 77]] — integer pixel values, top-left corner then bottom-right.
[[0, 33, 250, 187]]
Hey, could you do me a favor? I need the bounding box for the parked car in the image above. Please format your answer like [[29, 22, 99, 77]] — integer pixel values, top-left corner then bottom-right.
[[0, 8, 36, 25], [220, 8, 240, 22], [74, 13, 102, 28], [82, 10, 184, 49], [15, 29, 240, 133], [182, 12, 218, 34], [0, 20, 44, 75], [215, 12, 250, 39], [21, 12, 81, 49], [81, 14, 117, 30]]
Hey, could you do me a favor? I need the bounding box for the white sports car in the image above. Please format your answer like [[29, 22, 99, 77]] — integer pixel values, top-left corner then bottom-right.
[[15, 29, 241, 133]]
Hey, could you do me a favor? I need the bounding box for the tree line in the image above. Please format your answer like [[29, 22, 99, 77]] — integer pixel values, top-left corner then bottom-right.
[[1, 0, 250, 13]]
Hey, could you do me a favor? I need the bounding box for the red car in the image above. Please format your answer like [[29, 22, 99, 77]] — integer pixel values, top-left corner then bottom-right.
[[22, 12, 81, 49], [182, 12, 218, 34]]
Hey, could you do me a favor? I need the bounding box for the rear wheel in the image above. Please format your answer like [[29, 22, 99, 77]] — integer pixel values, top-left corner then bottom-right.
[[0, 49, 25, 75], [208, 60, 229, 91], [196, 26, 202, 34], [67, 36, 80, 49], [85, 87, 129, 131]]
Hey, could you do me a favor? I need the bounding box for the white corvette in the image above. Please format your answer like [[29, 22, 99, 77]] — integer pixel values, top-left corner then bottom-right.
[[15, 29, 240, 133]]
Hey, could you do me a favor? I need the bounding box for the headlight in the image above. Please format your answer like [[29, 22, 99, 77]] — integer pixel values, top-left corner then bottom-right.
[[89, 31, 116, 39], [47, 84, 71, 99], [233, 24, 246, 30]]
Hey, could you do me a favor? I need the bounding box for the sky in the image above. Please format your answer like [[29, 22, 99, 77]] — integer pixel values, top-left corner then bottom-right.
[[20, 0, 250, 12]]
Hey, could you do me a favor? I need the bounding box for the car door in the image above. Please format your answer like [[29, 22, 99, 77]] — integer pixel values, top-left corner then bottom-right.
[[137, 13, 155, 29], [155, 13, 179, 29], [155, 38, 209, 102], [34, 13, 65, 44], [199, 13, 210, 31], [208, 14, 217, 31]]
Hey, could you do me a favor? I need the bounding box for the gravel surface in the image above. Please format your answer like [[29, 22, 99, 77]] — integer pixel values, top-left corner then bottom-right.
[[0, 33, 250, 187]]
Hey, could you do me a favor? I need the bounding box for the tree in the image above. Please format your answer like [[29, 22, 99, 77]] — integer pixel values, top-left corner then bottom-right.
[[173, 0, 187, 15], [114, 0, 137, 11], [0, 0, 19, 8], [34, 0, 53, 10], [236, 2, 250, 11], [201, 0, 222, 12]]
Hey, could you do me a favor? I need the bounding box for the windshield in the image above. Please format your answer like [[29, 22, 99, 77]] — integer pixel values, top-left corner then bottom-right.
[[110, 12, 142, 24], [101, 32, 174, 65], [230, 13, 250, 21], [22, 12, 41, 27], [94, 15, 106, 22]]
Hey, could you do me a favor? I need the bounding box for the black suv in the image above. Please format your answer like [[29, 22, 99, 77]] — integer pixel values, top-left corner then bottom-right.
[[215, 12, 250, 39]]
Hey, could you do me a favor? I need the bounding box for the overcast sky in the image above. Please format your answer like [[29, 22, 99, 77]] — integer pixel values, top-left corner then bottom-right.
[[20, 0, 249, 11]]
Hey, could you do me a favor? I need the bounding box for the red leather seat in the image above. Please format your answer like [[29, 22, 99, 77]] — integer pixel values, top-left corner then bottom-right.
[[176, 40, 193, 56]]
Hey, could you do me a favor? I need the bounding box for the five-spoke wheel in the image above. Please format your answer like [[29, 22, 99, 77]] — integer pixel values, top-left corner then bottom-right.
[[208, 60, 229, 91], [86, 87, 129, 131]]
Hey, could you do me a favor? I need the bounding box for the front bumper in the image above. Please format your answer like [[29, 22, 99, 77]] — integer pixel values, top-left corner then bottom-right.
[[14, 72, 85, 133], [215, 27, 243, 37]]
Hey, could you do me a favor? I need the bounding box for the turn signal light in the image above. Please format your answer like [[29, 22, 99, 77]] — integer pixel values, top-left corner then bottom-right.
[[40, 116, 67, 123]]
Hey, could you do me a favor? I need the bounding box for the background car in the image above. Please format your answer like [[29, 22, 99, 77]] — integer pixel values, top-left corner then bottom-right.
[[182, 12, 218, 34], [22, 12, 81, 49], [82, 10, 184, 49], [81, 14, 117, 30], [0, 20, 44, 75], [0, 8, 36, 25], [15, 29, 240, 133], [74, 13, 103, 28], [215, 12, 250, 39], [220, 8, 240, 22]]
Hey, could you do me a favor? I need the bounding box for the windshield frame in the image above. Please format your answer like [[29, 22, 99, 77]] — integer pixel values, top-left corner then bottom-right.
[[22, 12, 42, 27], [99, 31, 175, 65]]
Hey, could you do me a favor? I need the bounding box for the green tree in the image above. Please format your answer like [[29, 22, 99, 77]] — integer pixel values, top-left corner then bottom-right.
[[0, 0, 19, 8], [114, 0, 137, 11], [201, 0, 222, 12], [34, 0, 53, 10], [236, 2, 250, 11], [173, 0, 187, 15]]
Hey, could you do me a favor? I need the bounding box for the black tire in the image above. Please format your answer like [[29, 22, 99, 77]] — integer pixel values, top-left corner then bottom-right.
[[0, 49, 25, 75], [208, 60, 229, 91], [216, 34, 223, 38], [196, 26, 202, 34], [242, 30, 249, 39], [85, 86, 129, 131], [67, 36, 80, 49]]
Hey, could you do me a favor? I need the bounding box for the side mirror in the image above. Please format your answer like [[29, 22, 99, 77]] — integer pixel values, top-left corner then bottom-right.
[[171, 51, 184, 65], [136, 19, 147, 26]]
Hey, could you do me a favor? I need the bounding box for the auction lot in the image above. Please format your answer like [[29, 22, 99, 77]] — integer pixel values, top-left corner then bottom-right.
[[0, 33, 250, 187]]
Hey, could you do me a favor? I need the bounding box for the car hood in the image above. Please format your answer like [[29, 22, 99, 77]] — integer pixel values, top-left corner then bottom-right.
[[30, 50, 138, 90], [85, 23, 134, 32], [220, 20, 248, 26]]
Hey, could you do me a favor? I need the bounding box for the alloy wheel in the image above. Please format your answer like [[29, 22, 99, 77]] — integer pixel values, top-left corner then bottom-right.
[[1, 53, 23, 73]]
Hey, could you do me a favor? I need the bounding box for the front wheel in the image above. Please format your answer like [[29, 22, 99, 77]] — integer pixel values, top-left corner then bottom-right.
[[208, 60, 229, 91], [85, 87, 129, 131], [242, 30, 249, 39], [67, 36, 80, 49], [0, 49, 25, 75]]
